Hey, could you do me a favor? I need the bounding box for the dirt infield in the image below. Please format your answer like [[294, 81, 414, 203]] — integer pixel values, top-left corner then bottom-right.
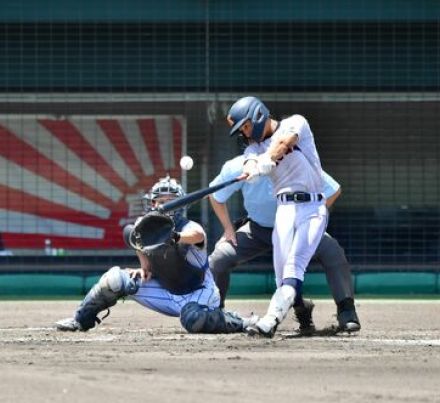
[[0, 299, 439, 403]]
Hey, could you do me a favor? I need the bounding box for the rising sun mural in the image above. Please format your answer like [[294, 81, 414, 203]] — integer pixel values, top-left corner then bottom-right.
[[0, 114, 184, 249]]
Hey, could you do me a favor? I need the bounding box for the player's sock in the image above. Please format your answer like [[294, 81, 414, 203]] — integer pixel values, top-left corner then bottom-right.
[[255, 285, 296, 336]]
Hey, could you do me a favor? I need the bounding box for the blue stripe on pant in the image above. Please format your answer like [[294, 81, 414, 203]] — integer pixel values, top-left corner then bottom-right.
[[129, 270, 221, 317]]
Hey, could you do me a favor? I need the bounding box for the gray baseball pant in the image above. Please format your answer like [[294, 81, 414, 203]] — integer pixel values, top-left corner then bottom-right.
[[209, 219, 354, 308]]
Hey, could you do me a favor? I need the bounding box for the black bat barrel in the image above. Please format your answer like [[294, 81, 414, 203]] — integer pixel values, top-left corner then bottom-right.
[[158, 177, 241, 213]]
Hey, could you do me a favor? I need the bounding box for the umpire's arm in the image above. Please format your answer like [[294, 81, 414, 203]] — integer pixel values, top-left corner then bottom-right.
[[326, 188, 341, 208], [209, 194, 234, 231]]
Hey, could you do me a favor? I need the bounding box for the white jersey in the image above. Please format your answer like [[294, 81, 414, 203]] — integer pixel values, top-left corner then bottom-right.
[[244, 114, 323, 196]]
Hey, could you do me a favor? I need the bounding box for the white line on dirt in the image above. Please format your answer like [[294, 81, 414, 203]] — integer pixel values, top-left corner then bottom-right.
[[0, 337, 117, 343], [353, 338, 440, 347], [0, 328, 438, 346], [0, 327, 55, 331]]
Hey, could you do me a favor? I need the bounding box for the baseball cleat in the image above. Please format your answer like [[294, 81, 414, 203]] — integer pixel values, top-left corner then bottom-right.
[[242, 313, 260, 330], [55, 317, 84, 332], [337, 308, 361, 333], [245, 324, 277, 338], [293, 299, 316, 336], [245, 317, 278, 338]]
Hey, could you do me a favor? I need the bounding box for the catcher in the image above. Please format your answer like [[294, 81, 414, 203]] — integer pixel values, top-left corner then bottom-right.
[[56, 175, 258, 334]]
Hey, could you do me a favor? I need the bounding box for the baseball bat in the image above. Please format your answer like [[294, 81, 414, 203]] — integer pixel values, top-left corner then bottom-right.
[[158, 176, 244, 213]]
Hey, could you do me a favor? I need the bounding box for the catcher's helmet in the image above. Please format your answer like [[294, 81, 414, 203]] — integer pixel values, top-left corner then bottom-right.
[[142, 175, 186, 222], [227, 96, 269, 143]]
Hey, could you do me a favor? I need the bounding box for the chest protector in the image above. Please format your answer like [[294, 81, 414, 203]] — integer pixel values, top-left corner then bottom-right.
[[145, 218, 205, 295]]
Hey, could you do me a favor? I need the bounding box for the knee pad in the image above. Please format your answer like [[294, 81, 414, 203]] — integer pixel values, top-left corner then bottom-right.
[[100, 266, 139, 296], [180, 302, 244, 334], [75, 267, 139, 331], [180, 302, 211, 333]]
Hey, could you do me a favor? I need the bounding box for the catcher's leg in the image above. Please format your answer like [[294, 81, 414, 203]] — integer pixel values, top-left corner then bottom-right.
[[179, 302, 258, 334], [56, 266, 140, 331]]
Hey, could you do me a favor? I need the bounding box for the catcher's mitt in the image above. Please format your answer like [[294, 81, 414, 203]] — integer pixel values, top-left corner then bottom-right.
[[129, 211, 176, 253]]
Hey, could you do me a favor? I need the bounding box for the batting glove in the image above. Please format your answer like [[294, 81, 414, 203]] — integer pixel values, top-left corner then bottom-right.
[[257, 154, 276, 175], [243, 158, 260, 183], [246, 166, 261, 183]]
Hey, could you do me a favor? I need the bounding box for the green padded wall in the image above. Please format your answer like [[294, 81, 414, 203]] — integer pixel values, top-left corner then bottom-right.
[[0, 274, 83, 297], [3, 272, 439, 298]]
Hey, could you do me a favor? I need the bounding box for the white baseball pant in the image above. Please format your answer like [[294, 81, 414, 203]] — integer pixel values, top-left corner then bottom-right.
[[272, 199, 328, 287]]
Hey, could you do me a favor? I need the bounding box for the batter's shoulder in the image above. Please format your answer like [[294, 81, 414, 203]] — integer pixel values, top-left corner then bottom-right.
[[282, 114, 307, 125]]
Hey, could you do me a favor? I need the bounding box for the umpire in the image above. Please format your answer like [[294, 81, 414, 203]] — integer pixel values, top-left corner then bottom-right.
[[208, 154, 361, 333]]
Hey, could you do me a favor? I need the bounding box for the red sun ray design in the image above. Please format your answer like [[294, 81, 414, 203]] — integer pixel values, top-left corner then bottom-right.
[[1, 115, 185, 250], [138, 118, 165, 171], [132, 117, 183, 192], [39, 118, 130, 194], [97, 119, 145, 182]]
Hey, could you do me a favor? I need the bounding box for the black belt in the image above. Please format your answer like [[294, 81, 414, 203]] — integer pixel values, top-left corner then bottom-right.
[[277, 192, 323, 203]]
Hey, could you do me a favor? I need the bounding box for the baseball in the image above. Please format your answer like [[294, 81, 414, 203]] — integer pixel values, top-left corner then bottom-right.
[[180, 155, 194, 170]]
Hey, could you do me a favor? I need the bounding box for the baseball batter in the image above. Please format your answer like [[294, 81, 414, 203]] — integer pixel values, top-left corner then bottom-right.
[[227, 96, 328, 337], [56, 176, 257, 334], [208, 155, 360, 333]]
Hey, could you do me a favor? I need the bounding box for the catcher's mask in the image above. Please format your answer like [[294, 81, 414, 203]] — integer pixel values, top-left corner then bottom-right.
[[142, 175, 186, 223], [227, 96, 269, 143]]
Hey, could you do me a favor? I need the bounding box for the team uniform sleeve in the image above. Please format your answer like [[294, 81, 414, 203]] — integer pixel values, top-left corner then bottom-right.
[[321, 170, 341, 199], [279, 114, 308, 142], [209, 158, 244, 203], [181, 221, 207, 250]]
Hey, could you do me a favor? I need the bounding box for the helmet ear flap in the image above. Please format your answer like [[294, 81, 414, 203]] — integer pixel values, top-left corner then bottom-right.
[[253, 108, 264, 124], [250, 105, 269, 142]]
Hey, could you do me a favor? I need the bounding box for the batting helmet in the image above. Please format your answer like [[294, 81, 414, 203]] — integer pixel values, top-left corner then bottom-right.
[[227, 96, 270, 143]]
